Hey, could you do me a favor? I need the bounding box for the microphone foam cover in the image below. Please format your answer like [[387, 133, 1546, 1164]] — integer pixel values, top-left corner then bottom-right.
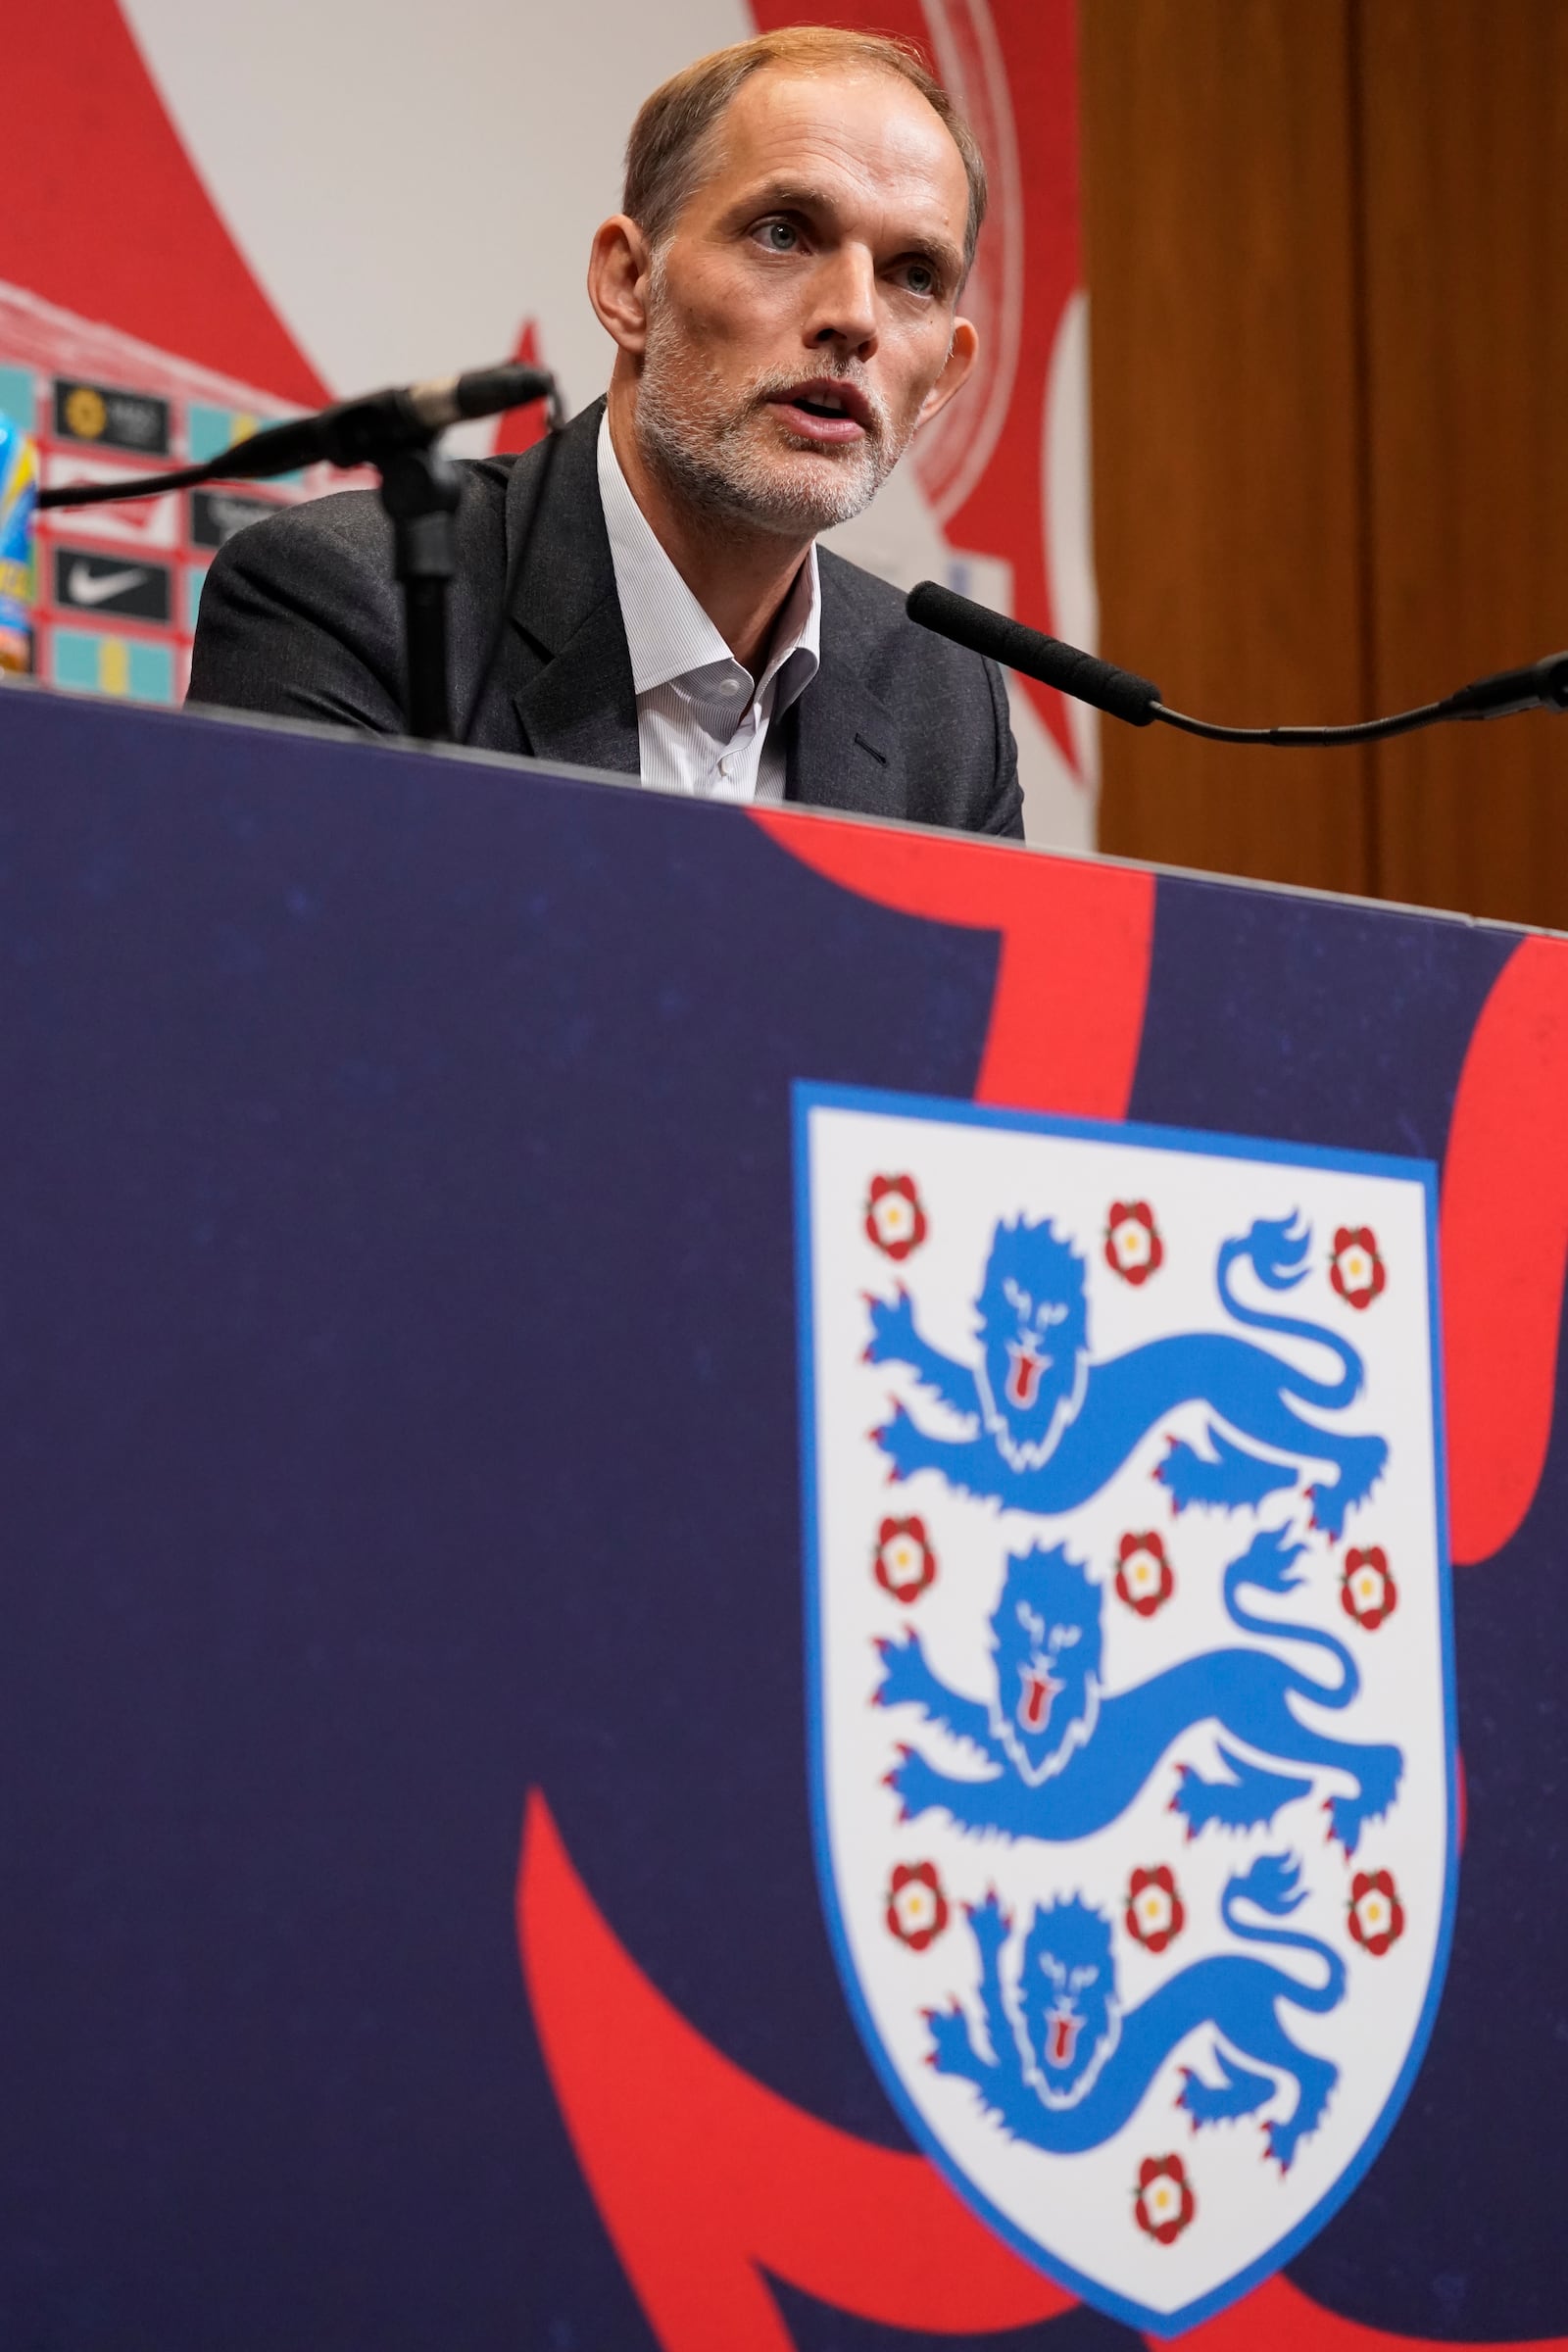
[[906, 581, 1161, 727]]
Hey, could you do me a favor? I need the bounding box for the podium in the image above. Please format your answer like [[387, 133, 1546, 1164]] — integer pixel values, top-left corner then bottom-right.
[[2, 683, 1564, 2350]]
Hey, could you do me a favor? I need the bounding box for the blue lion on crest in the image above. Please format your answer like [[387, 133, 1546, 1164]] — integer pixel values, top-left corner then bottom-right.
[[878, 1525, 1402, 1855], [866, 1211, 1386, 1538], [927, 1851, 1344, 2173]]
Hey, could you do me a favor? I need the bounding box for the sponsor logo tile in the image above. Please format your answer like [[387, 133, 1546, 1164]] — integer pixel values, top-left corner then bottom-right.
[[52, 377, 172, 458], [51, 625, 176, 706], [189, 486, 281, 550], [52, 546, 172, 624]]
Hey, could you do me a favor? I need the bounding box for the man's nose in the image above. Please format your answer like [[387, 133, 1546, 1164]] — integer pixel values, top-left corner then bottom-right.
[[805, 247, 879, 356]]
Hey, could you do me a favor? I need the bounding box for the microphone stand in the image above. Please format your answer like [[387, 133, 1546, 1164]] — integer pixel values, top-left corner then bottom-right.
[[374, 439, 463, 742]]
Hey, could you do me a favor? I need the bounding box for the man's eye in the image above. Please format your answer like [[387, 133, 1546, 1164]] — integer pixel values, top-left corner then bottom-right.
[[901, 261, 938, 297], [756, 220, 800, 252]]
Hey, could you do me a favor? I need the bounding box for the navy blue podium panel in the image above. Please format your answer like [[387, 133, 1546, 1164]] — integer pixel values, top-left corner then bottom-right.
[[1, 684, 1565, 2351]]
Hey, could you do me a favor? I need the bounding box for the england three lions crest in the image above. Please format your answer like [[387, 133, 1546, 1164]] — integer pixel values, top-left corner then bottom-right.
[[794, 1086, 1456, 2335]]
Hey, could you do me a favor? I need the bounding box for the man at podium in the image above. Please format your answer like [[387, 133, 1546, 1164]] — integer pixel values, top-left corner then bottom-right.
[[188, 27, 1022, 839]]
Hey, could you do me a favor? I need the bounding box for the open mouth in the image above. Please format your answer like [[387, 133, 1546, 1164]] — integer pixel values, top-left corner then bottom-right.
[[767, 379, 873, 445], [1017, 1661, 1063, 1733], [1046, 2003, 1082, 2068], [1005, 1338, 1046, 1409]]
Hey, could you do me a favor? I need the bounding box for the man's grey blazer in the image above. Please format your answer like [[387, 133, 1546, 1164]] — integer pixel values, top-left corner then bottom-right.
[[187, 397, 1024, 838]]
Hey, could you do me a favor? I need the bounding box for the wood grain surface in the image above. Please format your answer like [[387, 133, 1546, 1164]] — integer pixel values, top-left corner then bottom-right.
[[1081, 0, 1568, 925]]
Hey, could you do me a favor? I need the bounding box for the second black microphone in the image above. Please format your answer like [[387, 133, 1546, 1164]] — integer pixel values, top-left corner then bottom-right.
[[906, 581, 1163, 728]]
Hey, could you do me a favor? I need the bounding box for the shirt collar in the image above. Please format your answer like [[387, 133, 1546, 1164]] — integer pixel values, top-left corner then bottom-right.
[[597, 409, 820, 707]]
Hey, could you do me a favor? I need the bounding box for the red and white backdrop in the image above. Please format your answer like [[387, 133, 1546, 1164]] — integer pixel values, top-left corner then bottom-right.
[[8, 0, 1092, 847]]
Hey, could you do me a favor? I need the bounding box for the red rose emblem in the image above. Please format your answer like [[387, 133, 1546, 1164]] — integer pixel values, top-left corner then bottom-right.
[[1134, 2153, 1196, 2245], [1125, 1865, 1186, 1955], [1115, 1530, 1174, 1618], [1105, 1200, 1163, 1285], [886, 1862, 949, 1951], [865, 1175, 927, 1261], [874, 1516, 937, 1602], [1342, 1545, 1397, 1630], [1348, 1869, 1405, 1956], [1330, 1226, 1386, 1309]]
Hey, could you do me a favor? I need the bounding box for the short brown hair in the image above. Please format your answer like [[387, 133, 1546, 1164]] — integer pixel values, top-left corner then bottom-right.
[[623, 26, 987, 280]]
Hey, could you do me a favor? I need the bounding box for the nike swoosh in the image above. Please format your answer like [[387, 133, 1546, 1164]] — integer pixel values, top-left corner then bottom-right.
[[67, 562, 150, 607]]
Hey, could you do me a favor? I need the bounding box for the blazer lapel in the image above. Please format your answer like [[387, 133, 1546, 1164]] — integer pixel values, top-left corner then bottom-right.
[[787, 559, 906, 820], [503, 398, 642, 779], [513, 590, 641, 777]]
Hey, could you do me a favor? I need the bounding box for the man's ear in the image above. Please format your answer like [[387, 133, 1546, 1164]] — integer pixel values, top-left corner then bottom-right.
[[917, 316, 980, 428], [588, 216, 656, 357]]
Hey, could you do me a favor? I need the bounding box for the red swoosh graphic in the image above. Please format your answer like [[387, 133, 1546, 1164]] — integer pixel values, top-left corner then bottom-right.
[[752, 813, 1155, 1115], [1443, 934, 1568, 1564], [17, 2, 324, 402], [517, 1790, 1069, 2346]]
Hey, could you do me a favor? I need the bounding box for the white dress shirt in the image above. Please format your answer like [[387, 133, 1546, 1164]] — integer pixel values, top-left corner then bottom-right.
[[596, 412, 821, 805]]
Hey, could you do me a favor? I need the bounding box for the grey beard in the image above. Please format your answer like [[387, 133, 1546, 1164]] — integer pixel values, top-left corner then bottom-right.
[[635, 306, 907, 537]]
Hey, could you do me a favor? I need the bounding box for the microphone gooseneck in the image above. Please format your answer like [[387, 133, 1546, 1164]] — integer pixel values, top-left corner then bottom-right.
[[906, 581, 1568, 747]]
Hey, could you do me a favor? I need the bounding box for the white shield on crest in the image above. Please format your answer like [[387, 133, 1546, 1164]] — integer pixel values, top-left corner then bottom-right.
[[794, 1083, 1456, 2335]]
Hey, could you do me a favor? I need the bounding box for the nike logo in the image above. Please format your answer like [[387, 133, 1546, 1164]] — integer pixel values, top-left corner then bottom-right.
[[66, 561, 150, 606]]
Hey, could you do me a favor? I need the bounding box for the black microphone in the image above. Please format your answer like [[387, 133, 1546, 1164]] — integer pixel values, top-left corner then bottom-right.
[[906, 580, 1162, 727], [210, 362, 558, 481], [907, 579, 1568, 749]]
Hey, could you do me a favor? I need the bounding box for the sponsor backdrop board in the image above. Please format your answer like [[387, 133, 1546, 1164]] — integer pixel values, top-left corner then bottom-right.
[[0, 684, 1564, 2351]]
